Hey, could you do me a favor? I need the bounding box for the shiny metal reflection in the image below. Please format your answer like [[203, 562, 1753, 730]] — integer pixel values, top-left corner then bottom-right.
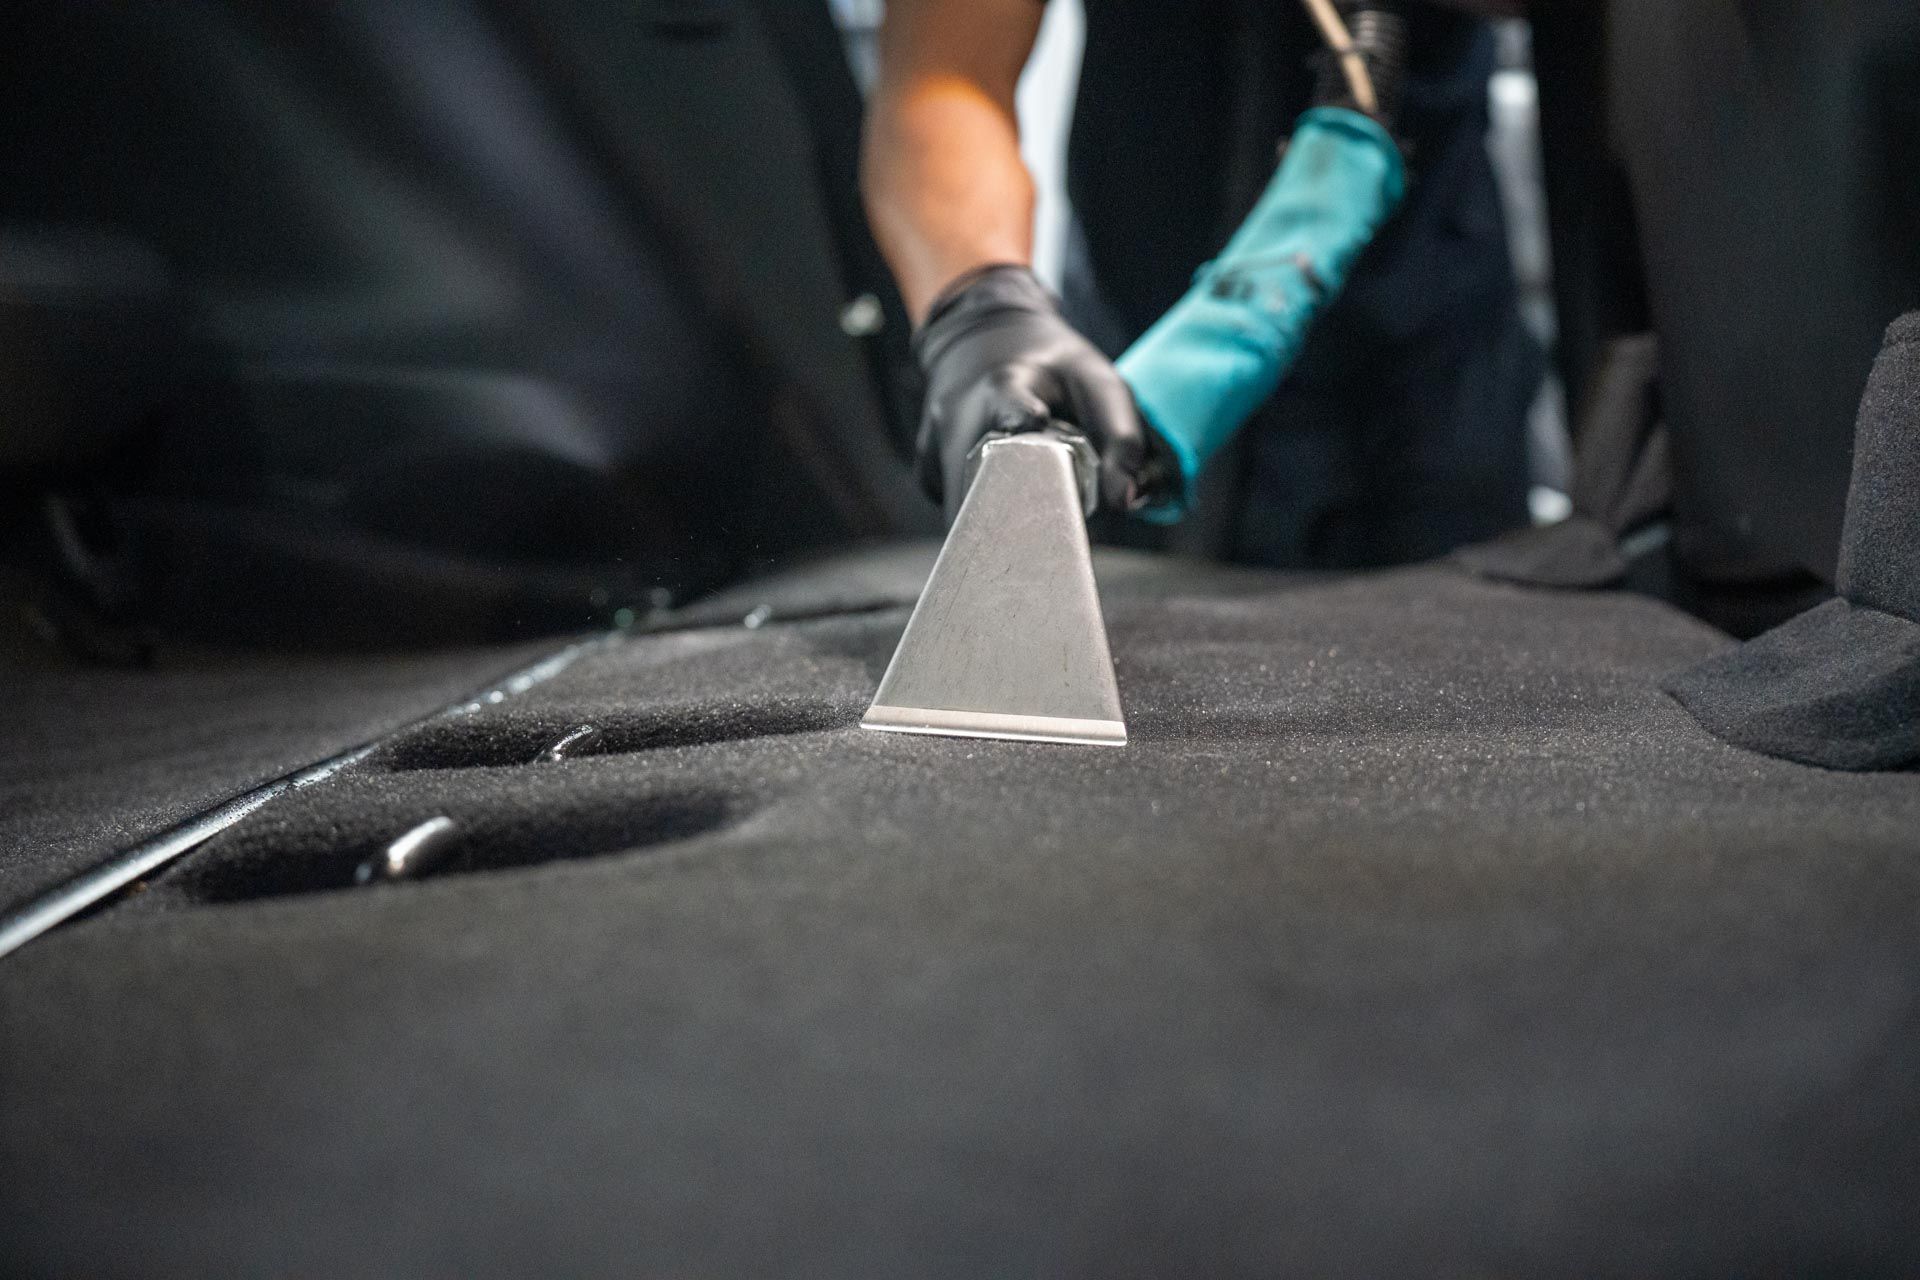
[[539, 723, 602, 762], [357, 815, 459, 884], [0, 633, 615, 961]]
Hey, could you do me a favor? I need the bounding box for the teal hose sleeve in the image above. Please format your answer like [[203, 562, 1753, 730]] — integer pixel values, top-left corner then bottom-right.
[[1116, 107, 1406, 522]]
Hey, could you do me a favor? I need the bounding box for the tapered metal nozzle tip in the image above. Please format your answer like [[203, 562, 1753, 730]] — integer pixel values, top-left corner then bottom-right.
[[861, 431, 1127, 748]]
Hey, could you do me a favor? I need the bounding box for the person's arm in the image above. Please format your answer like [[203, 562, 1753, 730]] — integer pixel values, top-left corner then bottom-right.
[[856, 0, 1157, 521], [860, 0, 1045, 323]]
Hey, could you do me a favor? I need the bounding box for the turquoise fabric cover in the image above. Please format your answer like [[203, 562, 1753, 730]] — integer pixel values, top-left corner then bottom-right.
[[1117, 107, 1406, 521]]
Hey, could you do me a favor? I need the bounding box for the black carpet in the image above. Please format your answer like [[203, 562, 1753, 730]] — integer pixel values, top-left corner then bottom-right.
[[4, 552, 1919, 1276], [1666, 311, 1920, 769], [0, 642, 555, 909]]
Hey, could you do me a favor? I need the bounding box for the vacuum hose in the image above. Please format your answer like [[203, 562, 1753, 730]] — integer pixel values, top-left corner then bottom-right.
[[1333, 6, 1410, 123], [1118, 4, 1411, 522]]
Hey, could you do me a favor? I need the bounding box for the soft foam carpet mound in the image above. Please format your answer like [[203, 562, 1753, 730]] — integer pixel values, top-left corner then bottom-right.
[[3, 550, 1917, 1276]]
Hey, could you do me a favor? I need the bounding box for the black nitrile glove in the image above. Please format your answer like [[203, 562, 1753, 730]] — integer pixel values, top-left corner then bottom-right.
[[912, 263, 1163, 522]]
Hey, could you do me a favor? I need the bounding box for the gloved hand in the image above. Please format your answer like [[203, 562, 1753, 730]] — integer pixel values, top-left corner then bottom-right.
[[912, 263, 1165, 522]]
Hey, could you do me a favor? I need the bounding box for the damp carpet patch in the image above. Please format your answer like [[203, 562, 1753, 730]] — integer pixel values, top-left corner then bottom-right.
[[3, 551, 1919, 1276]]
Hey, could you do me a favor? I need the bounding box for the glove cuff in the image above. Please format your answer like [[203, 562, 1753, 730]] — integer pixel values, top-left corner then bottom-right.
[[912, 263, 1059, 368]]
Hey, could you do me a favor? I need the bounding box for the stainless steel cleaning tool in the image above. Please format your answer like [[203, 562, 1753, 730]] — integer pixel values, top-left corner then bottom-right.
[[861, 427, 1127, 746]]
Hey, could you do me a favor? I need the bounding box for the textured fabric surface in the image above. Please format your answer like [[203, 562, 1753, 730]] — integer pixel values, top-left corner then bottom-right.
[[1453, 513, 1628, 589], [1666, 312, 1920, 770], [0, 643, 553, 909], [1454, 335, 1667, 591], [4, 554, 1919, 1276], [1838, 313, 1920, 621], [1666, 599, 1920, 772]]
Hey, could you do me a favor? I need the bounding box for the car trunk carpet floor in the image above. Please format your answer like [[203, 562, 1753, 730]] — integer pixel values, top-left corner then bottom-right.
[[0, 641, 560, 908], [3, 554, 1918, 1275]]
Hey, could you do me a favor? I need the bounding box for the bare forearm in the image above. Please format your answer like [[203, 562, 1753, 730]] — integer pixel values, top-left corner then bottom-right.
[[860, 0, 1043, 323], [859, 0, 1527, 323]]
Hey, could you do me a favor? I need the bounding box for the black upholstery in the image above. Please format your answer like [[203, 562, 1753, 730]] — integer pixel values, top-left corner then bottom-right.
[[0, 231, 182, 473], [0, 1, 933, 645], [4, 7, 1919, 1268], [1666, 313, 1920, 770], [1456, 334, 1667, 590], [4, 548, 1918, 1275], [1602, 0, 1920, 581]]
